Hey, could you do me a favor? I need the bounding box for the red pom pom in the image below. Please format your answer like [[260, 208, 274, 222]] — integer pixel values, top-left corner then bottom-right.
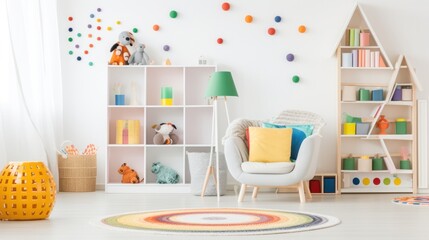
[[222, 2, 230, 11], [217, 38, 223, 44], [268, 27, 276, 35]]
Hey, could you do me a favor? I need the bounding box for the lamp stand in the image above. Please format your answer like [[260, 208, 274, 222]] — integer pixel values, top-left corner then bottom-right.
[[201, 97, 230, 200]]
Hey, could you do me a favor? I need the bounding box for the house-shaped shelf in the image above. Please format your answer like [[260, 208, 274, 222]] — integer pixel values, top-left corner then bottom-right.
[[332, 3, 393, 69]]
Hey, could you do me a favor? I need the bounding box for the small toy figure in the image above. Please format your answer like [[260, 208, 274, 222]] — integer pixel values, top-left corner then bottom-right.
[[118, 163, 142, 184], [128, 43, 150, 65], [152, 122, 178, 144], [151, 162, 179, 184], [109, 31, 135, 65]]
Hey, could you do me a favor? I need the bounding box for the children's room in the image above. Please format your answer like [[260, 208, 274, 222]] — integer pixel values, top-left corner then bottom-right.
[[1, 0, 429, 239]]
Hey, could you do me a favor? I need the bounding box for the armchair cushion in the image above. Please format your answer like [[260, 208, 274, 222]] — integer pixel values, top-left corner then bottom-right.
[[248, 127, 292, 163], [262, 122, 308, 161], [241, 162, 295, 174]]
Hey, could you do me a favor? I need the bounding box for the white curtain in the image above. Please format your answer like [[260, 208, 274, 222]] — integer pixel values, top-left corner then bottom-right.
[[0, 0, 63, 182]]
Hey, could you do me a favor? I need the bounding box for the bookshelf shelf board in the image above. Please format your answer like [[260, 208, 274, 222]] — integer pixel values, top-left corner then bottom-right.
[[341, 101, 385, 104], [340, 67, 393, 70], [340, 46, 381, 49], [108, 144, 145, 147]]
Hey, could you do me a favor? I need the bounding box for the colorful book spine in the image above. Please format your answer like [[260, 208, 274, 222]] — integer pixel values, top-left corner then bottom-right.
[[374, 51, 380, 67], [350, 28, 355, 46], [353, 29, 360, 47], [342, 53, 353, 67], [345, 29, 350, 46], [116, 120, 141, 144], [360, 32, 370, 46], [352, 49, 358, 67], [365, 49, 370, 67]]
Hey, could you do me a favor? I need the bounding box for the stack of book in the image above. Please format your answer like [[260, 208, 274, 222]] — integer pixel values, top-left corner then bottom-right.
[[342, 49, 386, 68], [116, 120, 141, 144], [345, 28, 370, 47]]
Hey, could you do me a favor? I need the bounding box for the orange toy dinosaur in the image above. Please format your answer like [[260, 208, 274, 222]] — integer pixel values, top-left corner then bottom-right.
[[118, 163, 142, 184]]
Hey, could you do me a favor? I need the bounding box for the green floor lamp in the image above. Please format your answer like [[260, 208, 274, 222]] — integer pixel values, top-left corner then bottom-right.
[[202, 71, 238, 199]]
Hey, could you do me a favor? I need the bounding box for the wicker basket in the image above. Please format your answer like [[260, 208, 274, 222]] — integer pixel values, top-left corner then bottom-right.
[[58, 154, 97, 192]]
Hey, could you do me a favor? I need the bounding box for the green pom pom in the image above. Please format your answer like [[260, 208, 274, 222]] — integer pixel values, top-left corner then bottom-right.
[[68, 37, 73, 42], [68, 50, 73, 55], [89, 62, 94, 66], [169, 10, 178, 18], [292, 75, 300, 83], [132, 28, 138, 33]]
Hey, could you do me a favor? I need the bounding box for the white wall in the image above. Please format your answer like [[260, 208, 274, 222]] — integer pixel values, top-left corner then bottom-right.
[[57, 0, 429, 188]]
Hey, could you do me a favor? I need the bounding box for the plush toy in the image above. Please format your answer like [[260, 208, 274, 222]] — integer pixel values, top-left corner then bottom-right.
[[152, 122, 178, 144], [128, 43, 150, 65], [151, 162, 179, 184], [109, 31, 135, 65], [118, 163, 142, 184]]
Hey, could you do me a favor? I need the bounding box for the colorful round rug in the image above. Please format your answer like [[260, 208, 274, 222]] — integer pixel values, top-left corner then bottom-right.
[[100, 208, 340, 235], [393, 196, 429, 206]]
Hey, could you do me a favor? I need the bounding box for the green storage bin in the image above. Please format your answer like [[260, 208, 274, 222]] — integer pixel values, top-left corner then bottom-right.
[[359, 89, 370, 101], [343, 157, 355, 170], [396, 118, 407, 134]]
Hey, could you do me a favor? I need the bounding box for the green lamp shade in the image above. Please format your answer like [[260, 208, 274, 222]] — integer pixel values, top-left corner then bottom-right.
[[205, 71, 238, 97]]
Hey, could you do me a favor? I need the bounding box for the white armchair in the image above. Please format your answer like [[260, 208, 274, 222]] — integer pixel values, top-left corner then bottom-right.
[[223, 110, 325, 203]]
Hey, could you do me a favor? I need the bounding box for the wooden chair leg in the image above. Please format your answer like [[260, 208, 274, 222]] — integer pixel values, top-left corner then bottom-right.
[[252, 187, 259, 199], [201, 166, 214, 197], [298, 181, 306, 203], [304, 180, 312, 199], [238, 184, 247, 202]]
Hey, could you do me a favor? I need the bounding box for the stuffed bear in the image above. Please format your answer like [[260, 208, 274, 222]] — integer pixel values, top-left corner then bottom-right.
[[118, 163, 142, 184], [128, 43, 150, 65], [151, 162, 179, 184], [109, 31, 135, 65], [152, 122, 178, 144]]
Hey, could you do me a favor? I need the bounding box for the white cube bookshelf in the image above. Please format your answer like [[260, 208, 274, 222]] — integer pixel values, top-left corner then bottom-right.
[[106, 65, 216, 193]]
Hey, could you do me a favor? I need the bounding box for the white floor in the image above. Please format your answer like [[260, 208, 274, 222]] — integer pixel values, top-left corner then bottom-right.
[[1, 190, 428, 240]]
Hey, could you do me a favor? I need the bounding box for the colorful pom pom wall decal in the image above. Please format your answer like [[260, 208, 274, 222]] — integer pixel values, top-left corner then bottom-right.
[[217, 38, 224, 44], [245, 15, 253, 23], [222, 2, 230, 11], [163, 45, 170, 51], [116, 20, 121, 25], [298, 25, 306, 33], [65, 7, 108, 67], [274, 16, 281, 23], [169, 10, 178, 18], [153, 24, 160, 31], [292, 75, 300, 83], [286, 53, 294, 62], [133, 28, 138, 33], [267, 27, 276, 35]]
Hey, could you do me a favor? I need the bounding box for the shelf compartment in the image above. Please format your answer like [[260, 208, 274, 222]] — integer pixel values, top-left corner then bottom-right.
[[341, 172, 412, 192], [107, 147, 145, 184], [146, 146, 185, 184], [185, 107, 213, 145], [146, 107, 184, 145], [108, 107, 144, 145], [108, 67, 146, 106], [146, 67, 184, 105]]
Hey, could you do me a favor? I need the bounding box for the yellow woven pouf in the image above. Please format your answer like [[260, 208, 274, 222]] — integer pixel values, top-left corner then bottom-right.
[[0, 162, 56, 220]]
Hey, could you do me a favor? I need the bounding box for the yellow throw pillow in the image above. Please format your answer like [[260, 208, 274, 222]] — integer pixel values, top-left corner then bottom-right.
[[248, 127, 292, 163]]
